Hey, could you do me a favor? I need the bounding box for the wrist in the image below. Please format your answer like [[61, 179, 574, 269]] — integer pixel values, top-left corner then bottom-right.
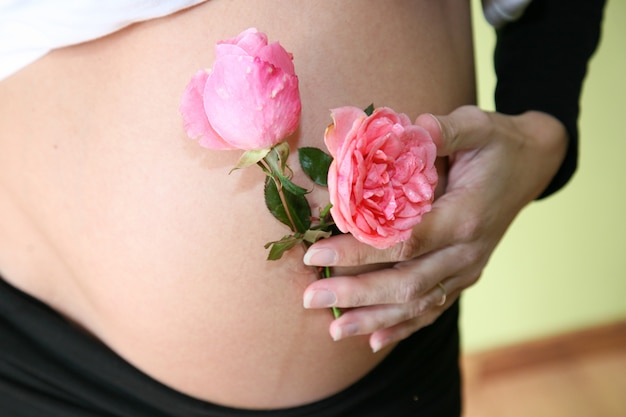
[[514, 111, 569, 200]]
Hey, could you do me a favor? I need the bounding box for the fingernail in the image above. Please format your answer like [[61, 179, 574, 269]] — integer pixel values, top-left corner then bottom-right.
[[303, 290, 337, 308], [371, 337, 391, 353], [331, 323, 359, 341], [303, 248, 337, 266]]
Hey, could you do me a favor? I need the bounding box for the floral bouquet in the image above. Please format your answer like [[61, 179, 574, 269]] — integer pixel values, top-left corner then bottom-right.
[[180, 28, 438, 317]]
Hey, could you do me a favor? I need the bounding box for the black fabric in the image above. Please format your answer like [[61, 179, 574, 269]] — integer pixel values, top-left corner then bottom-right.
[[494, 0, 606, 199], [0, 277, 462, 417]]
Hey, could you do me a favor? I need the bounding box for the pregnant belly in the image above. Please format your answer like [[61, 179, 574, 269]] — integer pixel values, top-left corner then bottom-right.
[[0, 0, 475, 409]]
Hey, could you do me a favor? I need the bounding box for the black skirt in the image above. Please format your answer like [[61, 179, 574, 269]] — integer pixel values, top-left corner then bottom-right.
[[0, 277, 461, 417]]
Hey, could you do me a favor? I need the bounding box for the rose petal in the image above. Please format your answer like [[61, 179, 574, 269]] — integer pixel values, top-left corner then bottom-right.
[[259, 41, 296, 75], [203, 55, 300, 150], [220, 27, 268, 56], [180, 70, 235, 150], [325, 107, 365, 157]]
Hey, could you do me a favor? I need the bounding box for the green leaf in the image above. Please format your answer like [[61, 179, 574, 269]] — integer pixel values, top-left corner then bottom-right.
[[303, 229, 332, 244], [264, 235, 303, 260], [279, 175, 309, 196], [262, 146, 308, 196], [264, 177, 290, 228], [264, 177, 312, 233], [273, 142, 291, 172], [298, 147, 333, 187], [231, 148, 271, 172], [264, 142, 291, 176], [284, 187, 312, 233], [364, 103, 375, 116]]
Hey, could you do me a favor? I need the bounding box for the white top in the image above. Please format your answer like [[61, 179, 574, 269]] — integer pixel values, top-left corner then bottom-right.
[[0, 0, 207, 80], [482, 0, 533, 28], [0, 0, 532, 81]]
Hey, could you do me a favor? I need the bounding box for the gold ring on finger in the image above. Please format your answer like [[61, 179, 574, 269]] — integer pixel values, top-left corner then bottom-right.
[[436, 282, 447, 306]]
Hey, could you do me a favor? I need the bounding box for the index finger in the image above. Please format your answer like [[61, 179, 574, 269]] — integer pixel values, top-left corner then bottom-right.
[[303, 200, 457, 267]]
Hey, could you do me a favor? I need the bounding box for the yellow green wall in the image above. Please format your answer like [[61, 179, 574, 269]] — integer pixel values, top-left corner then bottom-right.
[[461, 0, 626, 353]]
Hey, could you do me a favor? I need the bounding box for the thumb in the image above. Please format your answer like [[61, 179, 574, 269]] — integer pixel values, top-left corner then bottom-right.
[[415, 105, 493, 157]]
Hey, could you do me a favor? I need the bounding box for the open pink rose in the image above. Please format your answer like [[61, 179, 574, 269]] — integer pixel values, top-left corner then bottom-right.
[[325, 106, 438, 249], [180, 28, 301, 150]]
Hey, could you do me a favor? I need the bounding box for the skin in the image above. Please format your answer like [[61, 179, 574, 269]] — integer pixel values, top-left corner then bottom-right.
[[303, 106, 568, 352], [0, 0, 567, 410]]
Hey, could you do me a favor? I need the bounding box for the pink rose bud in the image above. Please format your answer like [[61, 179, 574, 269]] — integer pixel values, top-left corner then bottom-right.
[[180, 28, 301, 150], [325, 106, 438, 249]]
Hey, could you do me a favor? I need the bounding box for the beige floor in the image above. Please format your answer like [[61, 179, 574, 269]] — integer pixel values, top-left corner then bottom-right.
[[461, 321, 626, 417]]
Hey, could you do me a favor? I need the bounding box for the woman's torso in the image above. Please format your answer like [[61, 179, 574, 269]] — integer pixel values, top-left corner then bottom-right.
[[0, 0, 475, 409]]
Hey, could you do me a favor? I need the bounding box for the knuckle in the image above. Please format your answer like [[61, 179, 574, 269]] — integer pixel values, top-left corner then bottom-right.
[[349, 289, 372, 307], [407, 300, 429, 319], [460, 105, 492, 130], [455, 214, 482, 243], [420, 295, 438, 313], [413, 290, 441, 316], [354, 248, 371, 267], [458, 244, 486, 269], [370, 315, 394, 332], [393, 281, 425, 304], [396, 237, 423, 262], [347, 275, 387, 307]]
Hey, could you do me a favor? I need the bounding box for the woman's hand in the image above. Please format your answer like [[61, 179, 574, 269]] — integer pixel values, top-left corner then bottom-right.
[[302, 105, 568, 352]]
